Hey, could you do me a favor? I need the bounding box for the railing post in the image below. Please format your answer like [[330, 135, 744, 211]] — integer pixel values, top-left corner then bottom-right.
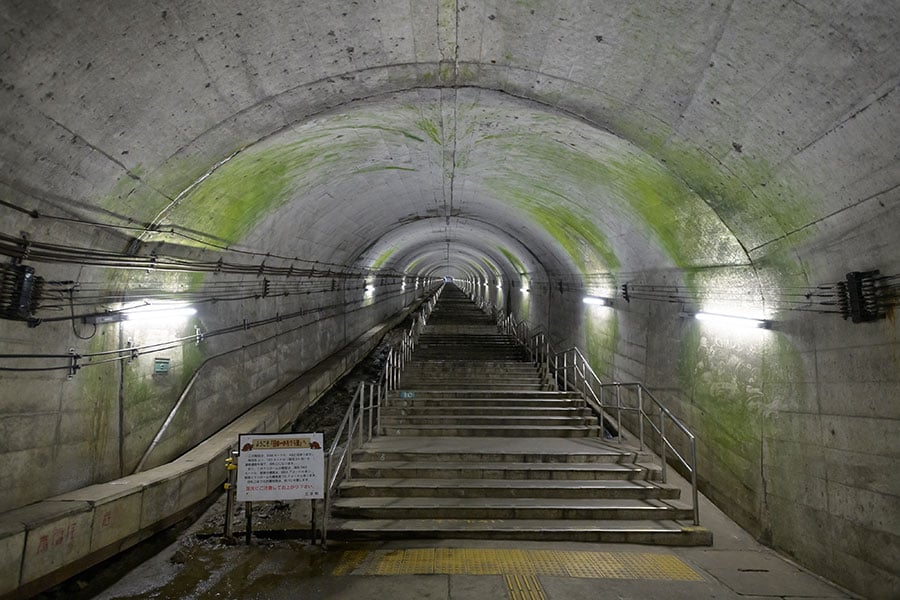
[[346, 396, 355, 481], [357, 386, 364, 445], [659, 412, 667, 483], [691, 438, 699, 525], [376, 384, 383, 435], [367, 383, 374, 441], [598, 385, 605, 439], [322, 455, 330, 547], [637, 385, 645, 451], [563, 352, 568, 390], [392, 350, 398, 390], [615, 384, 623, 447], [553, 354, 558, 389]]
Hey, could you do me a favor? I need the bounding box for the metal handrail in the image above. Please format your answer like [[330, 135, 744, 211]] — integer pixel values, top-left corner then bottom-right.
[[469, 291, 700, 527], [321, 284, 443, 545]]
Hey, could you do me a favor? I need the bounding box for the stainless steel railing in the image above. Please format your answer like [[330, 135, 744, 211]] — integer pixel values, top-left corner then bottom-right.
[[473, 294, 700, 527], [321, 285, 442, 545]]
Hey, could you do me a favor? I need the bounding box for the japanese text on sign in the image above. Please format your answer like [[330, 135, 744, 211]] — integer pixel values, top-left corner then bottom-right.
[[236, 433, 325, 502]]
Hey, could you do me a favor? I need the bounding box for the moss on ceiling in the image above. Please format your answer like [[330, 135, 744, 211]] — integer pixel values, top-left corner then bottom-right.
[[99, 92, 812, 303]]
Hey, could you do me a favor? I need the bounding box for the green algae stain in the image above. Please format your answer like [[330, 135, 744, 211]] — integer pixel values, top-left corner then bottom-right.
[[518, 287, 531, 321], [170, 145, 308, 244], [484, 259, 501, 278], [352, 165, 417, 175], [168, 132, 389, 244], [679, 322, 764, 455], [405, 257, 425, 273], [585, 309, 619, 381], [485, 179, 619, 274], [497, 245, 526, 275], [678, 320, 807, 463], [663, 147, 814, 248], [180, 338, 206, 390], [371, 247, 397, 269], [319, 124, 423, 143], [480, 132, 750, 282], [81, 329, 119, 476], [439, 62, 456, 83], [416, 119, 442, 145], [609, 154, 737, 270], [529, 203, 619, 274], [759, 332, 808, 414]]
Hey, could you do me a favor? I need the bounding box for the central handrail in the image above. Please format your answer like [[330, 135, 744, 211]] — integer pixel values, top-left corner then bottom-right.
[[320, 285, 442, 545], [464, 284, 700, 526]]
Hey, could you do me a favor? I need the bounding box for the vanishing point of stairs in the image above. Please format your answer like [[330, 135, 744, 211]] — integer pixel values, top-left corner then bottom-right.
[[331, 285, 712, 545]]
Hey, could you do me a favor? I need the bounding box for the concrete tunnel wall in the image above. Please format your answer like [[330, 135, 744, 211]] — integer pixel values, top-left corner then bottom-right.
[[0, 1, 898, 598]]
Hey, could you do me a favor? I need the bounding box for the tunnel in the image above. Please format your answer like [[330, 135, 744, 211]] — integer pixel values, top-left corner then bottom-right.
[[0, 2, 898, 598]]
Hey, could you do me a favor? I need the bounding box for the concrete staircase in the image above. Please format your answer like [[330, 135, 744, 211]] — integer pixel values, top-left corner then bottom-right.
[[330, 285, 712, 545]]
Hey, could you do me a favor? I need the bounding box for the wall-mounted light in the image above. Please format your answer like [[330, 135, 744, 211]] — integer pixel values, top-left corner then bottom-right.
[[684, 311, 771, 329], [123, 303, 197, 323], [582, 296, 612, 306], [520, 287, 530, 293], [85, 302, 197, 325]]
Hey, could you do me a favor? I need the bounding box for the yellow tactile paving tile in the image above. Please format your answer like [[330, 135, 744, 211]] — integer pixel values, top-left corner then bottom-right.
[[505, 574, 547, 600], [434, 547, 467, 574], [335, 548, 704, 582], [332, 549, 370, 576]]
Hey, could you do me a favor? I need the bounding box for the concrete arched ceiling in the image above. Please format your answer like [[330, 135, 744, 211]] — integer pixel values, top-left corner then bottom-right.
[[1, 1, 898, 303]]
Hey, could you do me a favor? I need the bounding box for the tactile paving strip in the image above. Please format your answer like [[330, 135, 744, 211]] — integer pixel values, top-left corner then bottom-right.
[[336, 548, 703, 581], [505, 574, 547, 600], [332, 550, 369, 576]]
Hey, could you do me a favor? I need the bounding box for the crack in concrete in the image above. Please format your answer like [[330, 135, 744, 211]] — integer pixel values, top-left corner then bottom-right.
[[747, 180, 900, 254], [793, 79, 899, 157], [139, 146, 246, 242], [41, 113, 147, 185], [667, 0, 734, 139]]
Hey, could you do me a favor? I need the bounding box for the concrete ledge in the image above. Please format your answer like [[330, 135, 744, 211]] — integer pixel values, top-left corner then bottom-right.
[[4, 500, 93, 590], [0, 294, 430, 600], [0, 520, 26, 596]]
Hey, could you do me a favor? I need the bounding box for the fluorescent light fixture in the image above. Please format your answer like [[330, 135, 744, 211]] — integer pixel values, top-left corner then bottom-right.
[[520, 287, 530, 293], [582, 296, 611, 306], [691, 311, 770, 329], [124, 304, 197, 322]]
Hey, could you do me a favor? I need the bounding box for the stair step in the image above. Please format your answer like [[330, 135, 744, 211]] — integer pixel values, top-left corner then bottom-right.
[[331, 497, 694, 520], [405, 361, 538, 367], [352, 437, 653, 464], [388, 398, 586, 409], [380, 415, 597, 426], [401, 373, 541, 380], [381, 407, 593, 417], [323, 284, 710, 548], [338, 478, 680, 499], [393, 390, 581, 399], [382, 425, 599, 437], [398, 384, 547, 390], [328, 519, 712, 546], [350, 461, 659, 481]]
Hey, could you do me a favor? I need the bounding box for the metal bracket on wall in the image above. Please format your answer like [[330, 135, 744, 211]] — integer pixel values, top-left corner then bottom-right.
[[67, 348, 80, 379], [127, 339, 138, 363]]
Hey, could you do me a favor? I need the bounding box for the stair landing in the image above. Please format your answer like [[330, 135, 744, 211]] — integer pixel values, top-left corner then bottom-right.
[[331, 436, 711, 545]]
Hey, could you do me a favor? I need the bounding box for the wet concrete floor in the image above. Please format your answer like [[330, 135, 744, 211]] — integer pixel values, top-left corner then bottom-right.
[[58, 479, 858, 600]]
